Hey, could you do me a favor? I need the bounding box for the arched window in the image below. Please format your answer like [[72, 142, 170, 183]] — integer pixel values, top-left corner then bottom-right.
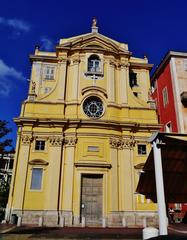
[[88, 55, 101, 73]]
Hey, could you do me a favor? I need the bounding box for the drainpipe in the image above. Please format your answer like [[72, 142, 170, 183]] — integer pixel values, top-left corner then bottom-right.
[[153, 139, 168, 235]]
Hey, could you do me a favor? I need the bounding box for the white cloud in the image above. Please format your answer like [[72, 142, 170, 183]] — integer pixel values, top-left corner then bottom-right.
[[0, 59, 25, 97], [0, 16, 30, 32], [40, 36, 53, 51]]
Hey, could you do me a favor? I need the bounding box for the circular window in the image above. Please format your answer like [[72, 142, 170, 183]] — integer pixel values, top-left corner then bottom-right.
[[83, 96, 104, 118]]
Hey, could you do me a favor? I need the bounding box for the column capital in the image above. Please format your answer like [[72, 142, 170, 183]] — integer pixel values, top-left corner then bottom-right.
[[49, 136, 63, 147], [21, 134, 33, 145], [120, 136, 136, 149], [58, 57, 69, 64], [64, 136, 77, 147], [109, 137, 120, 149]]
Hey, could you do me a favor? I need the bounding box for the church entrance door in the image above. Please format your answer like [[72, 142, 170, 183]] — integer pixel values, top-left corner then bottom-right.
[[81, 174, 103, 225]]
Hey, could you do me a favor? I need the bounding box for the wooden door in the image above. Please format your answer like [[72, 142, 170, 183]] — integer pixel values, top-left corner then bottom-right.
[[81, 174, 103, 225]]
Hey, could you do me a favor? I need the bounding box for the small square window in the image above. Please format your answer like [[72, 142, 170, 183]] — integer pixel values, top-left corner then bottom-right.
[[35, 140, 45, 151], [138, 144, 147, 155], [44, 66, 55, 80], [30, 168, 43, 190]]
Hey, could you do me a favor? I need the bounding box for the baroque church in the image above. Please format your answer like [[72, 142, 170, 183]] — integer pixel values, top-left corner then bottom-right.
[[7, 19, 160, 227]]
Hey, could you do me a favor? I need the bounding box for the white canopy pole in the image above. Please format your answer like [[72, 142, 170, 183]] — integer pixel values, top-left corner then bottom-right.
[[153, 140, 168, 235]]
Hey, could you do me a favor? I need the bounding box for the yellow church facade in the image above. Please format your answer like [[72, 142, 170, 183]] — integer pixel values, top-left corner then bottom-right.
[[7, 22, 159, 227]]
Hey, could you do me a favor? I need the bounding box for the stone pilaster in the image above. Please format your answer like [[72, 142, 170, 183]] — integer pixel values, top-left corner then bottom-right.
[[44, 136, 63, 210], [119, 63, 129, 105], [61, 136, 77, 226], [107, 60, 115, 103], [12, 134, 32, 212], [109, 137, 120, 211], [118, 136, 136, 211], [57, 58, 67, 100], [71, 58, 80, 101]]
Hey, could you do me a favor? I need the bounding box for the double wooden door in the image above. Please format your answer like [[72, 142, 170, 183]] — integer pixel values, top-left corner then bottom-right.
[[81, 174, 103, 225]]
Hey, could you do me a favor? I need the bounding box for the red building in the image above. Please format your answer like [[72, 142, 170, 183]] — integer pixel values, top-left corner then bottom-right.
[[151, 51, 187, 218]]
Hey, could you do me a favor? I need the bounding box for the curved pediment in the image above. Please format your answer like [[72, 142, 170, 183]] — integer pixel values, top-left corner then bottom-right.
[[29, 159, 49, 166], [81, 86, 108, 98]]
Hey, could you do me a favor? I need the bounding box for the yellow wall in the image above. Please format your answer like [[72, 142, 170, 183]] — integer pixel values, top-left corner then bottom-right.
[[8, 30, 159, 226]]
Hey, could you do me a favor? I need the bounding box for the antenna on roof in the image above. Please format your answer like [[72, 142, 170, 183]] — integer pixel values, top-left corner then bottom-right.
[[91, 17, 98, 33]]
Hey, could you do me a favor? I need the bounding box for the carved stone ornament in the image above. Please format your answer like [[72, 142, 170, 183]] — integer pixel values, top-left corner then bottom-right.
[[64, 136, 77, 147], [109, 136, 136, 149], [109, 60, 117, 67], [109, 137, 120, 149], [120, 136, 136, 149], [119, 62, 130, 68], [49, 136, 63, 147], [72, 58, 80, 64], [58, 57, 69, 64], [21, 135, 33, 145]]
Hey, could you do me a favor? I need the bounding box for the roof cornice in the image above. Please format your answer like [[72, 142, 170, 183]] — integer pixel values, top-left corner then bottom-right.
[[151, 51, 187, 81]]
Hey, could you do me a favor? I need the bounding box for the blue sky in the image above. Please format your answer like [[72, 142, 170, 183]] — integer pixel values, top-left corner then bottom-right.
[[1, 0, 187, 147]]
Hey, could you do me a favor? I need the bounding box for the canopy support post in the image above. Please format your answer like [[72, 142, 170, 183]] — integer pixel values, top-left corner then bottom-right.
[[153, 140, 168, 235]]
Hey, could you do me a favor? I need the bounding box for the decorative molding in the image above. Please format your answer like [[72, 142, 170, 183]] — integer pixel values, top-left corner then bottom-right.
[[109, 60, 117, 67], [109, 137, 120, 149], [72, 58, 80, 64], [119, 62, 130, 68], [109, 136, 136, 149], [21, 135, 33, 145], [29, 159, 49, 166], [64, 136, 77, 147], [81, 86, 107, 98], [49, 136, 63, 147], [120, 136, 136, 149], [57, 57, 69, 64], [75, 162, 111, 169]]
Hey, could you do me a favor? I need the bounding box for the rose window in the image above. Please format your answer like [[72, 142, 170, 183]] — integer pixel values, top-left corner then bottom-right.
[[83, 96, 104, 118]]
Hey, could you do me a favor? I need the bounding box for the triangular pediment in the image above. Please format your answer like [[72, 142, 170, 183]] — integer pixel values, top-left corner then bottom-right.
[[58, 33, 130, 55]]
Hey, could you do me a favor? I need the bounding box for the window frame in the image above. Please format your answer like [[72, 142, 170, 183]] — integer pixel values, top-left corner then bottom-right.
[[85, 54, 104, 77], [30, 167, 43, 191], [137, 144, 147, 155], [35, 140, 45, 151], [43, 65, 55, 80], [88, 55, 101, 73]]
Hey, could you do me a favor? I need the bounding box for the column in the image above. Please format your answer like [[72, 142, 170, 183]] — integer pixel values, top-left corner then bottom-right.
[[153, 140, 168, 235], [12, 134, 32, 211], [61, 136, 77, 225], [109, 137, 119, 211]]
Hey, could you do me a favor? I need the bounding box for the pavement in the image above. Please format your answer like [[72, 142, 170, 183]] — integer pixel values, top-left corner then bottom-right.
[[0, 224, 187, 239]]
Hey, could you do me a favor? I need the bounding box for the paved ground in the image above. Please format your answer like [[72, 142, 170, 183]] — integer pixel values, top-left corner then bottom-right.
[[0, 224, 187, 239]]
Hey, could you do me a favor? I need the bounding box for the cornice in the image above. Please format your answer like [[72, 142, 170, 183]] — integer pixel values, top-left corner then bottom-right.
[[130, 62, 153, 70], [75, 162, 112, 169], [14, 117, 161, 132], [151, 51, 187, 81], [29, 54, 57, 63], [14, 117, 67, 127]]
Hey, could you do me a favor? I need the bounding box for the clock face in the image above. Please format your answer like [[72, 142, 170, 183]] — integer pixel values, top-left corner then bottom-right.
[[83, 96, 104, 118]]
